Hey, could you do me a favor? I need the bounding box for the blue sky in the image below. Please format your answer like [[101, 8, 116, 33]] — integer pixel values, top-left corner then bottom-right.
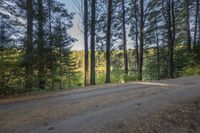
[[60, 0, 84, 50], [60, 0, 76, 12]]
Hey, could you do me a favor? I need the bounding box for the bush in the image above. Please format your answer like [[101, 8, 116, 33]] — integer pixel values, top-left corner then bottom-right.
[[181, 64, 200, 77]]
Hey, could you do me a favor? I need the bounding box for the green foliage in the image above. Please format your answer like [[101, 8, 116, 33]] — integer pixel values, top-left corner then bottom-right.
[[181, 65, 200, 76]]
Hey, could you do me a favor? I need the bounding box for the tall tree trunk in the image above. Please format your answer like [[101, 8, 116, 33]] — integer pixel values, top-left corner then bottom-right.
[[48, 0, 54, 89], [155, 14, 160, 80], [0, 49, 4, 88], [166, 0, 174, 79], [105, 0, 113, 83], [198, 1, 200, 58], [185, 0, 191, 54], [0, 19, 4, 88], [37, 0, 45, 89], [138, 0, 144, 81], [59, 46, 62, 89], [198, 10, 200, 47], [122, 0, 128, 78], [194, 0, 199, 48], [90, 0, 96, 85], [134, 0, 139, 73], [25, 0, 33, 91], [171, 0, 175, 78], [84, 0, 89, 86]]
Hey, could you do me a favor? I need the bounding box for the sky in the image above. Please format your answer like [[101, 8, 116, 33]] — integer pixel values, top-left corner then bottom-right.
[[60, 0, 84, 50], [60, 0, 133, 50]]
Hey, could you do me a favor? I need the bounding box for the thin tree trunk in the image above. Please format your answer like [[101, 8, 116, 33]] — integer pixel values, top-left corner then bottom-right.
[[155, 15, 160, 80], [134, 0, 139, 72], [25, 0, 34, 91], [122, 0, 128, 78], [185, 0, 191, 54], [194, 0, 199, 47], [0, 49, 4, 88], [171, 0, 175, 78], [84, 0, 89, 86], [59, 47, 62, 89], [105, 0, 113, 83], [37, 0, 45, 89], [198, 3, 200, 58], [48, 0, 54, 89], [0, 20, 4, 88], [138, 0, 144, 81], [90, 0, 96, 85]]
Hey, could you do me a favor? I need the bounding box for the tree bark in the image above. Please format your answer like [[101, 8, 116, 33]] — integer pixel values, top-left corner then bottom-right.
[[84, 0, 89, 86], [155, 14, 160, 80], [25, 0, 34, 91], [134, 0, 139, 73], [105, 0, 113, 83], [138, 0, 144, 81], [166, 0, 174, 79], [0, 19, 5, 88], [122, 0, 128, 78], [37, 0, 45, 89], [90, 0, 96, 85], [48, 0, 54, 89], [185, 0, 191, 54], [194, 0, 199, 47]]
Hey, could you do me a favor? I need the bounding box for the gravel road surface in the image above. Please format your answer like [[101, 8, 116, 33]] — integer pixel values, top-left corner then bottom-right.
[[0, 76, 200, 133]]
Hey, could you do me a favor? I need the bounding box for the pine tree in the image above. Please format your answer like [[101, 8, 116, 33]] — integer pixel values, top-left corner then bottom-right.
[[105, 0, 113, 83], [25, 0, 34, 91], [90, 0, 96, 85], [84, 0, 89, 86]]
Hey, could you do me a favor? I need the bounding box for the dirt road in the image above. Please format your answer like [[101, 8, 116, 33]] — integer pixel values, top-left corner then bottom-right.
[[0, 76, 200, 133]]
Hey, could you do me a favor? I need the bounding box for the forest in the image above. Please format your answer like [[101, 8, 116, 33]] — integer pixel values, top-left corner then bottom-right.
[[0, 0, 200, 98]]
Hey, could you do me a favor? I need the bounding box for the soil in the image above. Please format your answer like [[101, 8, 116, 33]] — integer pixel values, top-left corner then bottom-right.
[[132, 98, 200, 133]]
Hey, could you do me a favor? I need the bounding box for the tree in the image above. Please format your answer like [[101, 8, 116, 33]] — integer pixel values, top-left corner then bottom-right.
[[138, 0, 144, 80], [193, 0, 199, 47], [105, 0, 113, 83], [185, 0, 191, 54], [50, 19, 76, 88], [47, 0, 55, 89], [133, 0, 139, 73], [122, 0, 128, 78], [129, 0, 139, 77], [0, 17, 6, 90], [25, 0, 34, 91], [154, 13, 161, 80], [37, 0, 45, 89], [162, 0, 176, 79], [90, 0, 96, 85], [84, 0, 89, 86]]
